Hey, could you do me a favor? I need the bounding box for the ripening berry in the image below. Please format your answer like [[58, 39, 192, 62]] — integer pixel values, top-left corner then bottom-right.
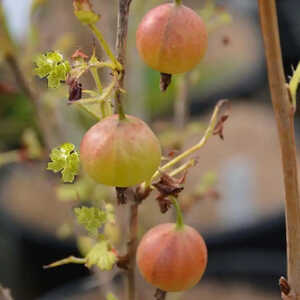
[[136, 3, 207, 74], [137, 223, 207, 292], [80, 115, 161, 187]]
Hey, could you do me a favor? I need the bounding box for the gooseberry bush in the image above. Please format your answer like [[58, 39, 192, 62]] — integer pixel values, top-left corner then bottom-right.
[[12, 0, 300, 299], [1, 0, 300, 299], [35, 1, 232, 299]]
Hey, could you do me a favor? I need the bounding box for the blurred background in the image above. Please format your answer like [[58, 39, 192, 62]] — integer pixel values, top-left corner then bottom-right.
[[0, 0, 300, 299]]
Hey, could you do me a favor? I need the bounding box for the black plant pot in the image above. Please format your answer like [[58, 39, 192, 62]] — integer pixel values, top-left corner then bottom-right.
[[0, 164, 89, 300], [37, 273, 124, 300], [204, 212, 286, 291]]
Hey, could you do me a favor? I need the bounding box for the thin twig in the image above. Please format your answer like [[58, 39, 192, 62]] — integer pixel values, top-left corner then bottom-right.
[[127, 195, 139, 300], [116, 188, 139, 300], [115, 0, 132, 117], [258, 1, 300, 299], [151, 99, 229, 182], [114, 1, 135, 299]]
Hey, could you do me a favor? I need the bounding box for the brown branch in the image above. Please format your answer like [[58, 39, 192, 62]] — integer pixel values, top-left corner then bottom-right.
[[115, 0, 132, 116], [258, 1, 300, 299], [114, 1, 135, 299], [127, 198, 138, 300], [116, 185, 151, 300]]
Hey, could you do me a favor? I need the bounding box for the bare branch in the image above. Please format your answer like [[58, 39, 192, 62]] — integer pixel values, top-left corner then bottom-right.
[[258, 1, 300, 298], [115, 0, 132, 115]]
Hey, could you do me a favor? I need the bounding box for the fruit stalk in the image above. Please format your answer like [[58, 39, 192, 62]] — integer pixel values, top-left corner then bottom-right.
[[171, 196, 184, 230], [174, 0, 182, 5], [89, 24, 121, 71], [150, 99, 228, 183], [115, 0, 132, 120], [174, 75, 189, 130], [258, 1, 300, 298]]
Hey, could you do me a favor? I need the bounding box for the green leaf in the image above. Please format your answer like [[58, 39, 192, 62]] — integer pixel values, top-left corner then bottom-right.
[[74, 206, 107, 236], [289, 62, 300, 109], [47, 143, 80, 183], [86, 240, 117, 271], [62, 152, 80, 182], [34, 51, 70, 88], [106, 293, 118, 300]]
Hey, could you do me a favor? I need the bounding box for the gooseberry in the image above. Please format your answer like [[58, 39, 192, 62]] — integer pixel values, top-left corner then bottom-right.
[[136, 3, 208, 74], [80, 114, 161, 187], [137, 223, 207, 292]]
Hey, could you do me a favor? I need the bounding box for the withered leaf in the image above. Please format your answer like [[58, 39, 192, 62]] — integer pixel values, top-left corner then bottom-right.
[[116, 187, 128, 205], [67, 77, 82, 101]]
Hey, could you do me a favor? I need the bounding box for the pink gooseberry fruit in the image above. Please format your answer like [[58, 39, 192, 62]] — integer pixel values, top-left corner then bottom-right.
[[136, 3, 208, 74], [80, 114, 161, 187]]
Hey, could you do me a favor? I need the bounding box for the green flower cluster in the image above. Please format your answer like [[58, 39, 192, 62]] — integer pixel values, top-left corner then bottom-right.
[[47, 143, 80, 183], [34, 51, 70, 88]]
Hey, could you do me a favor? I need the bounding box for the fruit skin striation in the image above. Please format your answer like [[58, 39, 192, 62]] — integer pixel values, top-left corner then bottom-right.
[[136, 3, 207, 74], [80, 114, 161, 187], [137, 223, 207, 292]]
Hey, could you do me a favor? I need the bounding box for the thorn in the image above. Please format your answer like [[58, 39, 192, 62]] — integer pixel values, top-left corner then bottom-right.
[[279, 277, 291, 296]]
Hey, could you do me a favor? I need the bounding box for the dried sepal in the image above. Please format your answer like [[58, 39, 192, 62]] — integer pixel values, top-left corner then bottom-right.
[[67, 76, 82, 101], [160, 73, 172, 92], [213, 99, 230, 140], [116, 253, 130, 270], [153, 172, 185, 195], [153, 172, 184, 213], [116, 187, 128, 205]]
